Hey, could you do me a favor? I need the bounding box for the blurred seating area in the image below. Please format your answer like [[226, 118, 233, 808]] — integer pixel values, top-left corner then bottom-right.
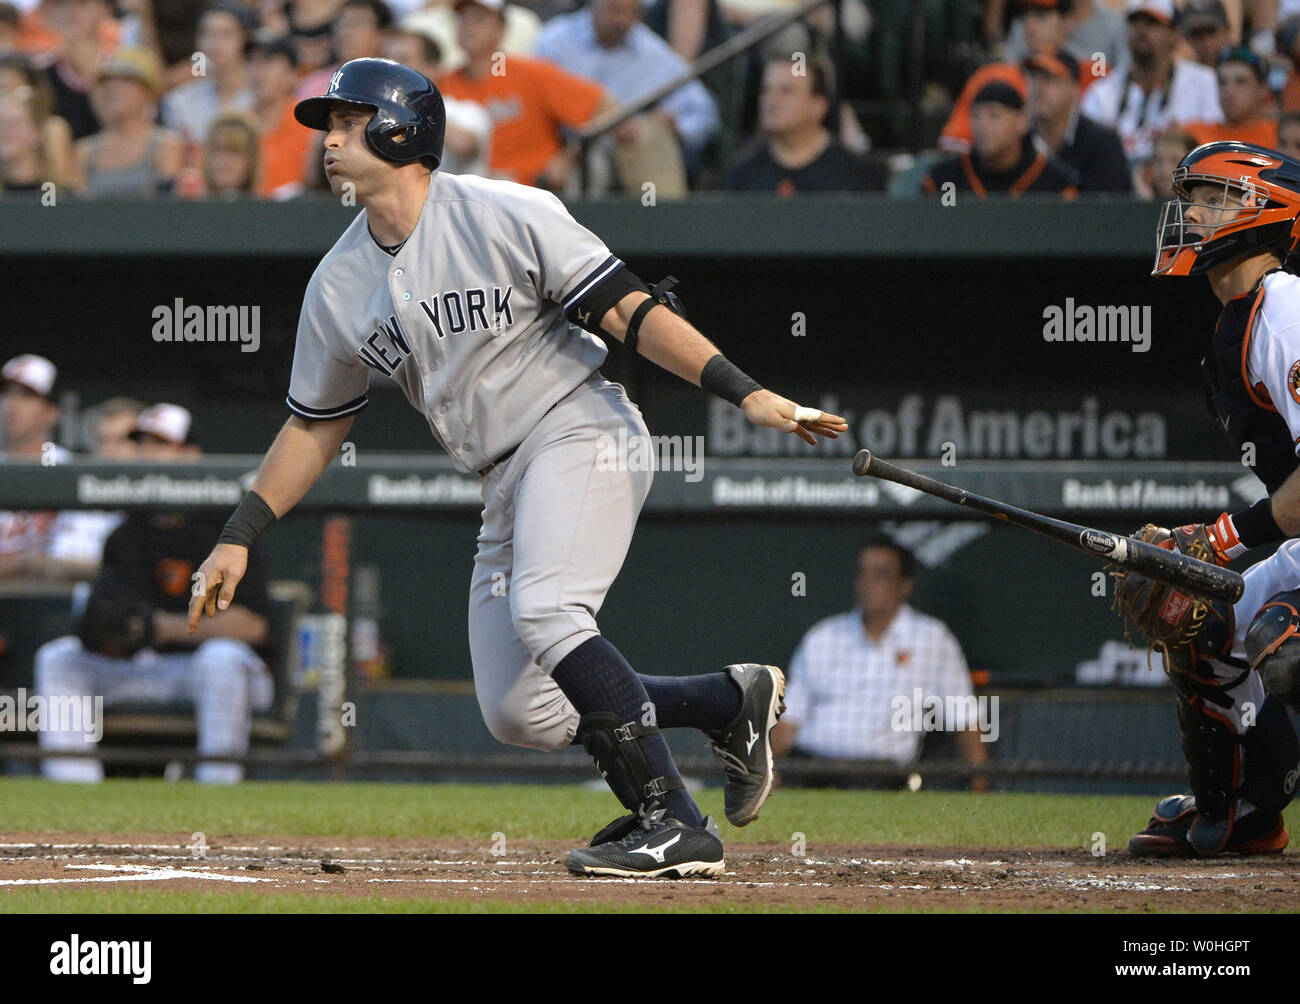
[[3, 0, 1296, 199]]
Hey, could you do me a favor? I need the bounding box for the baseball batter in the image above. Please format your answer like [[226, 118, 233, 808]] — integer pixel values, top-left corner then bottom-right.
[[187, 58, 847, 878], [1115, 141, 1300, 856]]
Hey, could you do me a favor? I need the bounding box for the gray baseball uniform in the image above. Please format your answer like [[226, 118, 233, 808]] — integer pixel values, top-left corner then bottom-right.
[[288, 172, 650, 750]]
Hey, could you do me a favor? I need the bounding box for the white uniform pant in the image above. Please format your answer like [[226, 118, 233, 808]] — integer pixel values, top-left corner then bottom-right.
[[33, 635, 272, 784], [468, 376, 653, 752]]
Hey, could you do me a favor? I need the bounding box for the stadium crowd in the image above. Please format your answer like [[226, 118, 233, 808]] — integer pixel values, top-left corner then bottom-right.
[[3, 0, 1298, 197]]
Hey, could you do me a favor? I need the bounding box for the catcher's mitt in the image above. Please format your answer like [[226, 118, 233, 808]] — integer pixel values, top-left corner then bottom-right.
[[1110, 524, 1219, 665], [77, 592, 155, 658]]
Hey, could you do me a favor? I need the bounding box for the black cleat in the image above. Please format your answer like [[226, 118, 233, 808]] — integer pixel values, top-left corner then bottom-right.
[[566, 809, 724, 878], [1129, 794, 1289, 857], [707, 664, 786, 826]]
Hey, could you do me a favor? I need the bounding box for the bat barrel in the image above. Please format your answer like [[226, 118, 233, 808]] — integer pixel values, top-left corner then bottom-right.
[[849, 451, 1245, 605]]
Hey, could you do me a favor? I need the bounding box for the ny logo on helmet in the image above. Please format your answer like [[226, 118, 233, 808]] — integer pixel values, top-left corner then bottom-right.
[[329, 69, 344, 94]]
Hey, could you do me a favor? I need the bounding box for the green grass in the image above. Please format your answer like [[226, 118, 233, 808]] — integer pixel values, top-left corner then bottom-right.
[[5, 780, 1290, 914], [0, 777, 1245, 849], [0, 888, 866, 914]]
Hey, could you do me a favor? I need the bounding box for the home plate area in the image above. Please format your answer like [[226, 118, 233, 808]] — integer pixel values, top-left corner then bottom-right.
[[2, 836, 1298, 909]]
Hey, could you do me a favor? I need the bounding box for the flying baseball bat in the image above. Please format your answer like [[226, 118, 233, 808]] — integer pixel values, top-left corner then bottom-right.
[[851, 450, 1244, 604]]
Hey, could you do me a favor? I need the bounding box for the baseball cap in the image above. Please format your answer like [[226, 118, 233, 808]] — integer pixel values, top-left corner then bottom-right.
[[129, 403, 192, 445], [1217, 45, 1268, 81], [246, 34, 299, 67], [453, 0, 506, 14], [1, 354, 55, 398], [1179, 0, 1228, 33], [1021, 0, 1074, 15], [1126, 0, 1175, 23], [1023, 47, 1080, 80], [972, 80, 1026, 110], [97, 46, 163, 96]]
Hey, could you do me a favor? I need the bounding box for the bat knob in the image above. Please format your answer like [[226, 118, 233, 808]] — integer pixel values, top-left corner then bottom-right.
[[852, 450, 873, 477]]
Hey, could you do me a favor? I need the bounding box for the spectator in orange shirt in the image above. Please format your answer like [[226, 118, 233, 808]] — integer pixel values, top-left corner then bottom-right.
[[1184, 47, 1278, 149], [247, 36, 312, 198], [439, 0, 609, 189], [939, 0, 1075, 154]]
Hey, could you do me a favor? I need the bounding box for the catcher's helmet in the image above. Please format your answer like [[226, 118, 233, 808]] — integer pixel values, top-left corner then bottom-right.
[[295, 57, 446, 169], [1154, 141, 1300, 276]]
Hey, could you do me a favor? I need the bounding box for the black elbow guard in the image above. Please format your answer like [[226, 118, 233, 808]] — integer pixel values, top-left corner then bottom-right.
[[624, 276, 684, 356]]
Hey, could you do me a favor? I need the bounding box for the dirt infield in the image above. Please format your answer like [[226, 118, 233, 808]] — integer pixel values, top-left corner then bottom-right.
[[2, 834, 1298, 910]]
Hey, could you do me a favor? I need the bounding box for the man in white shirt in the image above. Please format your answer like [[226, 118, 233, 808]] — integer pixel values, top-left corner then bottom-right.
[[772, 535, 990, 790], [1080, 0, 1222, 170]]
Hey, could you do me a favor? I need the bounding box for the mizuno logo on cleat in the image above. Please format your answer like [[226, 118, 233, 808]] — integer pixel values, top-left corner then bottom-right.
[[629, 834, 681, 864], [745, 722, 760, 755]]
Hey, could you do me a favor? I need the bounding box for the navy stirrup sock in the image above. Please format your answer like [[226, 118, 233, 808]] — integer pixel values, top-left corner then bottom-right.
[[638, 673, 742, 733], [552, 636, 704, 827]]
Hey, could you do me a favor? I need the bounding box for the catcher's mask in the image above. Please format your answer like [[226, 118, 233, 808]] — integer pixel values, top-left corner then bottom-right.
[[1152, 142, 1300, 277], [1246, 590, 1300, 707]]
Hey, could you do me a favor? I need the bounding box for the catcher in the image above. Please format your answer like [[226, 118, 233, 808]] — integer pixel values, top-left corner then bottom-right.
[[32, 405, 275, 784], [1114, 140, 1300, 855]]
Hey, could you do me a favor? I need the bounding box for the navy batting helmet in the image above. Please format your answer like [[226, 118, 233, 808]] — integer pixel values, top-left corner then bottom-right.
[[295, 57, 446, 169]]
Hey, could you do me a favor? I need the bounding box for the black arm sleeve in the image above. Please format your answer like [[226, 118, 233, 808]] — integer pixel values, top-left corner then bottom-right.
[[564, 265, 652, 337]]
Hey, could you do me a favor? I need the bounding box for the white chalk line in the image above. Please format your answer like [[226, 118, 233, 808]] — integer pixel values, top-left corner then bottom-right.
[[0, 863, 270, 887]]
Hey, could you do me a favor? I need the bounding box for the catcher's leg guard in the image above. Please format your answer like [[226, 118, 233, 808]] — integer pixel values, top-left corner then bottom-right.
[[1240, 694, 1300, 815], [576, 712, 687, 845], [1131, 660, 1299, 856]]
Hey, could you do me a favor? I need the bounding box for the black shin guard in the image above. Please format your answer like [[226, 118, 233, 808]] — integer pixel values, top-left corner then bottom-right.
[[575, 711, 685, 814], [1172, 681, 1300, 852], [1175, 695, 1240, 825], [1240, 695, 1300, 816]]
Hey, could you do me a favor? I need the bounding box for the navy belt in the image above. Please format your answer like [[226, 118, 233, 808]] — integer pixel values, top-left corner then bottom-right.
[[477, 445, 518, 477]]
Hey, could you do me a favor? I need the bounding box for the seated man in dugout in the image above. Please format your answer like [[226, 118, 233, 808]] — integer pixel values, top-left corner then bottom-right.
[[33, 405, 275, 784]]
